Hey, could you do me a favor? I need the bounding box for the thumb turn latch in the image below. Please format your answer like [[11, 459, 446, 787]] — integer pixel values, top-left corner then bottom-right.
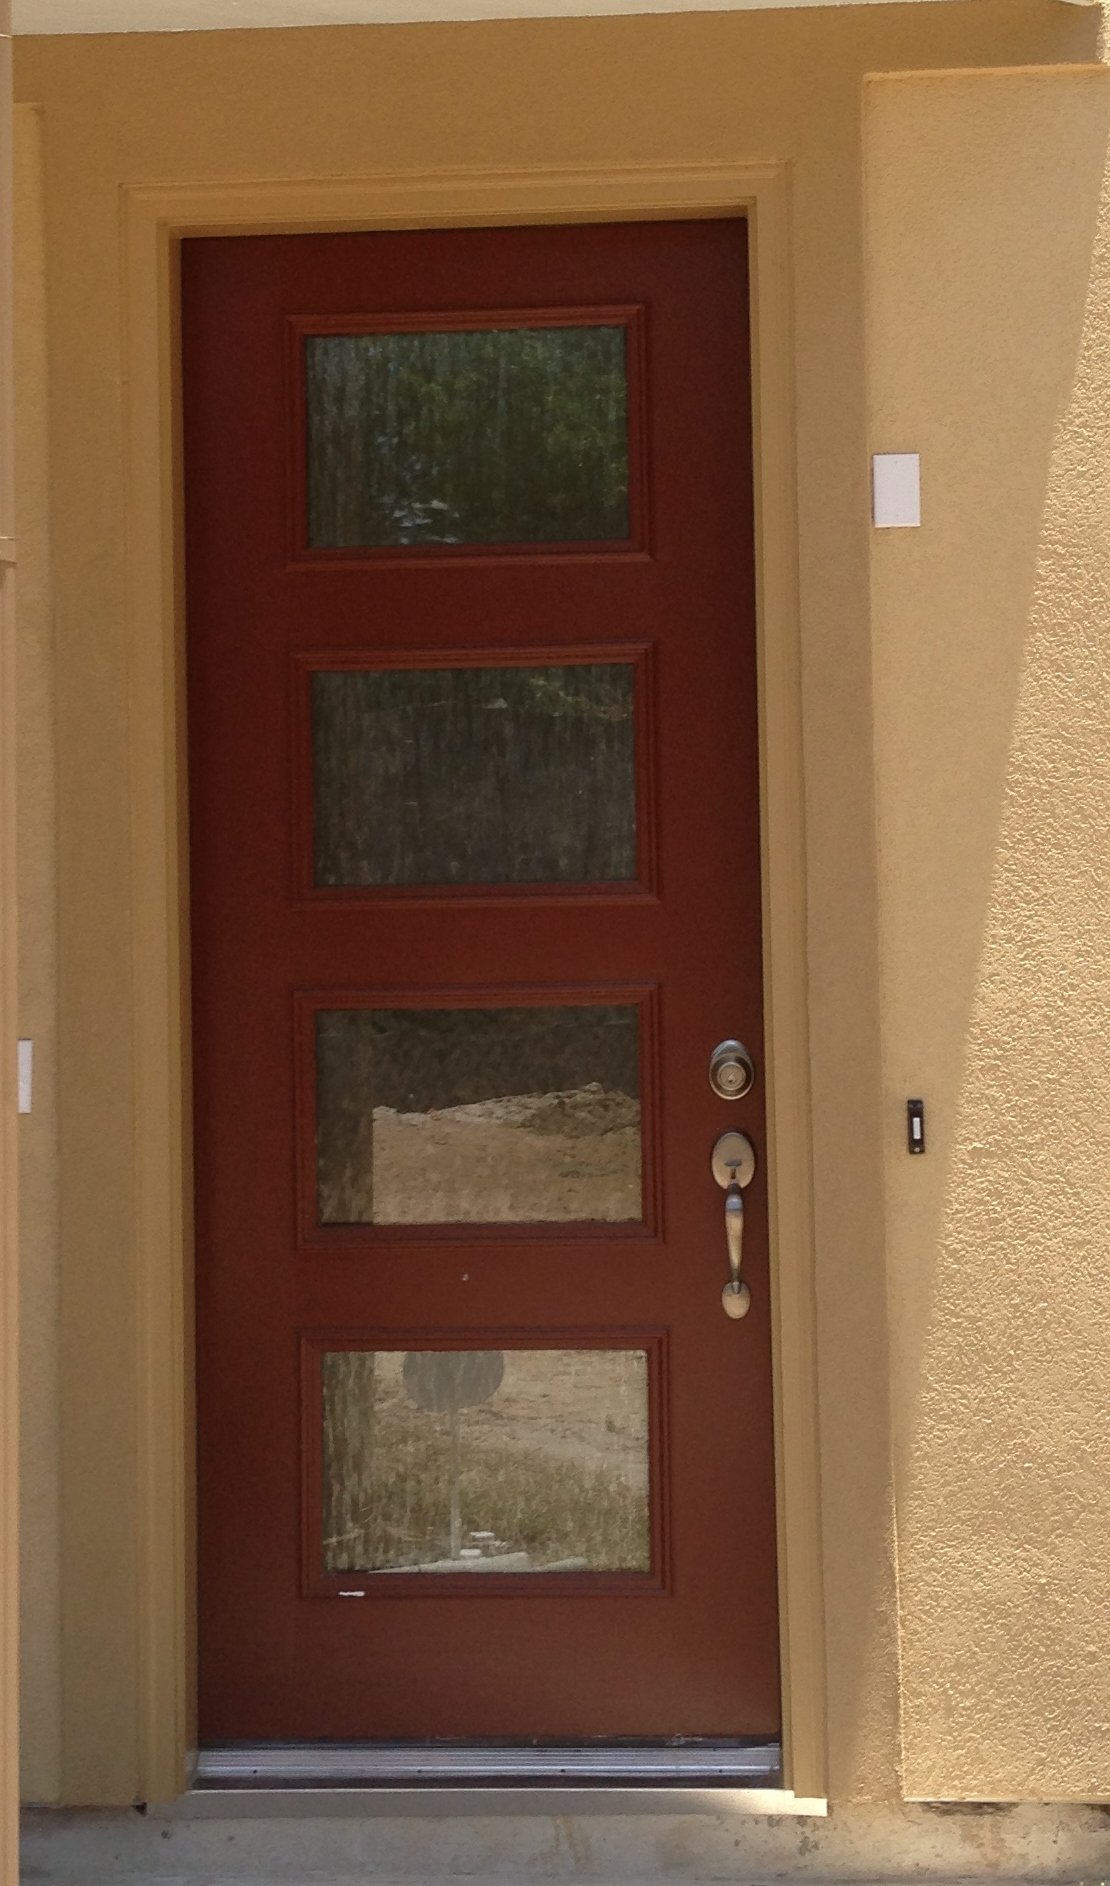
[[712, 1130, 757, 1320]]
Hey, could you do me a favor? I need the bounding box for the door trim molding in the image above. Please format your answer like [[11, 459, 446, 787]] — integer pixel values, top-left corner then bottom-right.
[[120, 160, 824, 1803]]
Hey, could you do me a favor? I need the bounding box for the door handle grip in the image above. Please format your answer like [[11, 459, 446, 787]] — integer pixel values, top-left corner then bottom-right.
[[725, 1182, 744, 1278], [722, 1183, 751, 1320]]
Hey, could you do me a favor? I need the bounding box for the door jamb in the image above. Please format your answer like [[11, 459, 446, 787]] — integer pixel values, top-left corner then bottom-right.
[[120, 161, 824, 1804]]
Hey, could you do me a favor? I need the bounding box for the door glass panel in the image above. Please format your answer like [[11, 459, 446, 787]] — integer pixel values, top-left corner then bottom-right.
[[305, 325, 629, 548], [315, 1004, 641, 1225], [311, 664, 637, 888], [322, 1348, 650, 1574]]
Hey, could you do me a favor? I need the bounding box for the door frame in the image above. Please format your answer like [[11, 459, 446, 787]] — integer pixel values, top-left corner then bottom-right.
[[120, 160, 824, 1804]]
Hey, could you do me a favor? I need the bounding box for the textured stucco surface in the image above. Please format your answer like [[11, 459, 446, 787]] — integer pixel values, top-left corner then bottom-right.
[[867, 66, 1110, 1800], [12, 0, 1106, 1813]]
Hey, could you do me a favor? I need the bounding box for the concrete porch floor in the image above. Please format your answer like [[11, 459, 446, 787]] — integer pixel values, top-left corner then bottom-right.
[[19, 1800, 1110, 1886]]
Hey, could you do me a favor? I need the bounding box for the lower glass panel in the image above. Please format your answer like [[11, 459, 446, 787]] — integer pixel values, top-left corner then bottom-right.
[[322, 1348, 650, 1575], [315, 1004, 642, 1226]]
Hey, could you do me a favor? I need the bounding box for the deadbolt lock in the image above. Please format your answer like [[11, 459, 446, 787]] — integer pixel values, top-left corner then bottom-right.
[[709, 1039, 755, 1100]]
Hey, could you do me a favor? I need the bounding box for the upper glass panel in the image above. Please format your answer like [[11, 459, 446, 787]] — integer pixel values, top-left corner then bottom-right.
[[311, 664, 637, 889], [315, 1003, 641, 1226], [304, 325, 630, 548]]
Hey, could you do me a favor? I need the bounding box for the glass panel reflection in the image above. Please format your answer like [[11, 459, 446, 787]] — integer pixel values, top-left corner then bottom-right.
[[306, 326, 629, 548], [312, 664, 637, 888], [322, 1348, 650, 1574], [315, 1005, 641, 1225]]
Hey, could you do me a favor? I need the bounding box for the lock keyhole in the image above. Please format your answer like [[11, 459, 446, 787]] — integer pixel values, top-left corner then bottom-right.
[[709, 1039, 755, 1100]]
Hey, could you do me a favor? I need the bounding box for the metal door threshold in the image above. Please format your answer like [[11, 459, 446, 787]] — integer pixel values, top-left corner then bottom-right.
[[195, 1741, 782, 1789]]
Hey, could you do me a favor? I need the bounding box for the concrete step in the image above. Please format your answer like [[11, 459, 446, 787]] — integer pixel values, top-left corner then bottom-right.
[[19, 1799, 1110, 1886]]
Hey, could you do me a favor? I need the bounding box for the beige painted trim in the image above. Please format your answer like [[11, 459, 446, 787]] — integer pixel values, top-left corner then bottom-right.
[[121, 161, 823, 1804], [12, 0, 969, 29], [0, 28, 18, 1885]]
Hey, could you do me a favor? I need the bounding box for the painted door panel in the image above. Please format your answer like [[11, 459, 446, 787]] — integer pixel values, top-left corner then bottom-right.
[[184, 220, 778, 1740]]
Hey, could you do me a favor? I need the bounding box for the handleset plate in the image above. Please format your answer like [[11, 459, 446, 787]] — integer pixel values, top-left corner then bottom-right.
[[711, 1130, 756, 1191]]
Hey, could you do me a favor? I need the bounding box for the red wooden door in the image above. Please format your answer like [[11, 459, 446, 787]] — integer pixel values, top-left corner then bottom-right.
[[184, 220, 778, 1743]]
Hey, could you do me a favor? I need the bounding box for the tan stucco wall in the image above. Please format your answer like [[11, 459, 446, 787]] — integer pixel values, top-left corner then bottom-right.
[[12, 0, 1109, 1810], [866, 63, 1110, 1802]]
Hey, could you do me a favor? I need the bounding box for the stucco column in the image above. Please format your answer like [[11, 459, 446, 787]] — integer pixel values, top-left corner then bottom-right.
[[867, 63, 1110, 1800]]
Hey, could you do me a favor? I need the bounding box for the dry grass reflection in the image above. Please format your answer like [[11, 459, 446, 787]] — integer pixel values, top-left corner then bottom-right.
[[323, 1349, 650, 1575]]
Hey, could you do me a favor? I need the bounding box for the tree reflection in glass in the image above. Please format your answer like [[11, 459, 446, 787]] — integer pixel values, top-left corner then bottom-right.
[[306, 325, 629, 548], [312, 663, 637, 888]]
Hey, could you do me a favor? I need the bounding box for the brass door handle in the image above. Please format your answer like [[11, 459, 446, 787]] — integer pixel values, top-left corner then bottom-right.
[[712, 1130, 756, 1320]]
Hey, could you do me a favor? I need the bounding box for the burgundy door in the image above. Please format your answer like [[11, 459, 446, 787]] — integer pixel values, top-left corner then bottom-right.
[[184, 219, 778, 1742]]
